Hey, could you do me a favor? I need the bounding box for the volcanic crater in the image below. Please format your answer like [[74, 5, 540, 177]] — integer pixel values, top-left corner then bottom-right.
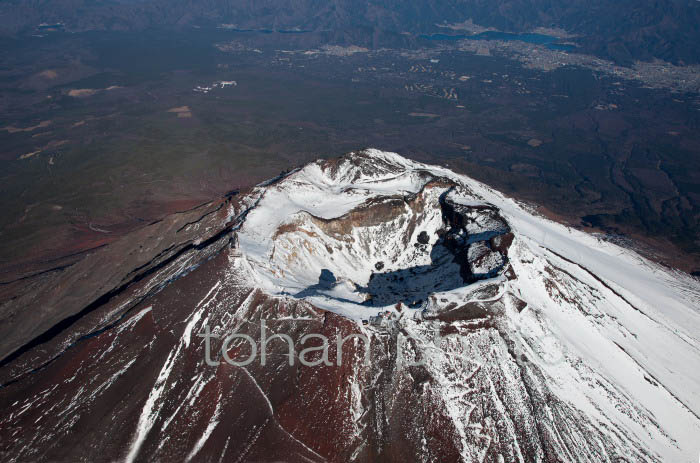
[[238, 163, 513, 311]]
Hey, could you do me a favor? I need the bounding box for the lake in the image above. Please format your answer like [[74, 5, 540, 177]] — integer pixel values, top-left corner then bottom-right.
[[421, 31, 575, 51]]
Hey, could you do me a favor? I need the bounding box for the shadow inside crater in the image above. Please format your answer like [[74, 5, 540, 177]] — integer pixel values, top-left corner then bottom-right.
[[293, 190, 511, 308], [358, 239, 502, 307], [293, 269, 338, 299], [293, 236, 505, 308]]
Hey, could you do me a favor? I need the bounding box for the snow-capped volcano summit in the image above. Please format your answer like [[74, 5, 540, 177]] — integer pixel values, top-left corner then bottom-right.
[[238, 150, 512, 315], [1, 149, 699, 462]]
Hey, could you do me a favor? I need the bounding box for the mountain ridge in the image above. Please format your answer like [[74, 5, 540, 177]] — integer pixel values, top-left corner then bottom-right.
[[2, 0, 700, 64]]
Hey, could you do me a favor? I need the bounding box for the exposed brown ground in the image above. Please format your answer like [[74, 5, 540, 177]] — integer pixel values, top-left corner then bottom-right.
[[2, 120, 52, 133]]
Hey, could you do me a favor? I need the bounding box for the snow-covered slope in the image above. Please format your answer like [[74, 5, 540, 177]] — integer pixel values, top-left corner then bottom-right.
[[1, 149, 699, 462], [236, 149, 700, 461]]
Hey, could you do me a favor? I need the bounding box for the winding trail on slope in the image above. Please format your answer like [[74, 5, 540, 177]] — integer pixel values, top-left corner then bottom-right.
[[237, 366, 328, 462]]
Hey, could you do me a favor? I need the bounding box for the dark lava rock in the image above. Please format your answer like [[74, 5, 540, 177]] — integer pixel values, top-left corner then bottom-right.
[[375, 261, 384, 271], [417, 231, 430, 245]]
